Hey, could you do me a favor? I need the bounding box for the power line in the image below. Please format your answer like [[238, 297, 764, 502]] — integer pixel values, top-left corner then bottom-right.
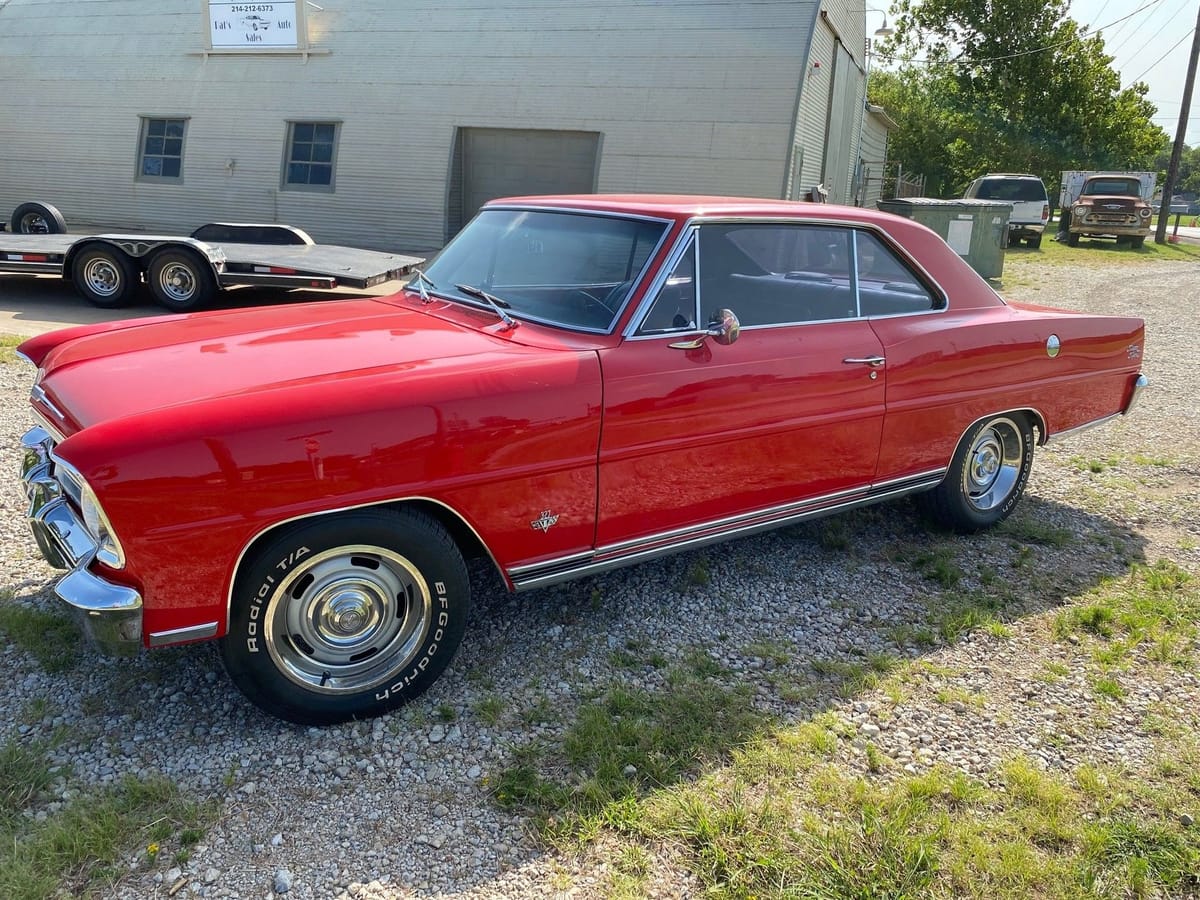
[[1105, 0, 1166, 54], [1122, 0, 1190, 62], [875, 0, 1168, 68], [1127, 27, 1196, 84]]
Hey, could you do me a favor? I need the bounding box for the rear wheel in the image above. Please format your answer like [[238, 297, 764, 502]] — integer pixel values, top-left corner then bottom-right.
[[147, 249, 217, 312], [916, 414, 1034, 533], [11, 201, 66, 235], [222, 509, 470, 725], [71, 246, 137, 308], [1027, 235, 1042, 249]]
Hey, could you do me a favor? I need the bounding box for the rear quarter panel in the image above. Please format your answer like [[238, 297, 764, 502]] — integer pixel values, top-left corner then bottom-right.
[[869, 302, 1144, 480]]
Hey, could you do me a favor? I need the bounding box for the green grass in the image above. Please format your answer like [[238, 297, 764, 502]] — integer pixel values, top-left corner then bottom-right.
[[0, 602, 81, 674], [1053, 562, 1197, 662], [1004, 229, 1200, 267], [0, 335, 21, 365], [491, 659, 772, 842], [0, 738, 216, 899], [636, 748, 1200, 899]]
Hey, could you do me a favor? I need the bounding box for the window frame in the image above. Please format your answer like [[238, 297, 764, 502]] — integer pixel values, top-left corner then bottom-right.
[[281, 120, 341, 193], [626, 218, 949, 338], [135, 116, 190, 184]]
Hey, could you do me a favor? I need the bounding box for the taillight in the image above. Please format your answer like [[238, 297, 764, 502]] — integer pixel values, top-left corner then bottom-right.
[[1041, 203, 1049, 222]]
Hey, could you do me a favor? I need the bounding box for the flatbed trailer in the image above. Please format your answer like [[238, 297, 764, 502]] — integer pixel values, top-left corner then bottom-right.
[[0, 204, 422, 312]]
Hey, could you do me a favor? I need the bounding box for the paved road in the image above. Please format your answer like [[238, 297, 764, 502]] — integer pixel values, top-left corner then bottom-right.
[[0, 273, 405, 337]]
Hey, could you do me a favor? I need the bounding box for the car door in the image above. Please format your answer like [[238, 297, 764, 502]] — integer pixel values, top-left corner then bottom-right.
[[596, 222, 887, 548]]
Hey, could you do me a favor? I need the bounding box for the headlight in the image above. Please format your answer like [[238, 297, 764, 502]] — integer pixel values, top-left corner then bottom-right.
[[1139, 207, 1152, 218], [1074, 205, 1089, 217], [50, 455, 126, 569]]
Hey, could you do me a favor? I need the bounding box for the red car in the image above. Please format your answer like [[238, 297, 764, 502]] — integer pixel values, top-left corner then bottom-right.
[[16, 195, 1146, 724]]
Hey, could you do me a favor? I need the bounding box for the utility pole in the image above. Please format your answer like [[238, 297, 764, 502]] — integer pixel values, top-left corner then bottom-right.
[[1156, 3, 1200, 244]]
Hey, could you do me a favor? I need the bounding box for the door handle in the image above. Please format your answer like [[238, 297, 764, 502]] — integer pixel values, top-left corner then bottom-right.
[[842, 355, 886, 367]]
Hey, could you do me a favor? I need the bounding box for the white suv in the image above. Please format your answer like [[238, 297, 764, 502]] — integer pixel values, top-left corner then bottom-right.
[[963, 174, 1050, 248]]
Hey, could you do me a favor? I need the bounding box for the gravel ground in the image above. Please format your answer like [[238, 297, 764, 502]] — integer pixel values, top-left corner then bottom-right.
[[1, 255, 1197, 899]]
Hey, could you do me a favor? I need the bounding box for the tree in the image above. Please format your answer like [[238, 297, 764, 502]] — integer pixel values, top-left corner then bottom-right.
[[873, 0, 1169, 200]]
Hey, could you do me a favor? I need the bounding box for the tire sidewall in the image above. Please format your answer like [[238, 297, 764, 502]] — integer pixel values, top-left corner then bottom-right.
[[948, 416, 1034, 530], [223, 511, 469, 725], [71, 247, 134, 308], [149, 250, 216, 312]]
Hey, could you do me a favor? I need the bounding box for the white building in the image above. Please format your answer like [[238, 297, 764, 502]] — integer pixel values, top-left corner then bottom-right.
[[0, 0, 879, 252]]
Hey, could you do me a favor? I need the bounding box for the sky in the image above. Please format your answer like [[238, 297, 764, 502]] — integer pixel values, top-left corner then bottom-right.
[[864, 0, 1199, 147], [1069, 0, 1198, 146]]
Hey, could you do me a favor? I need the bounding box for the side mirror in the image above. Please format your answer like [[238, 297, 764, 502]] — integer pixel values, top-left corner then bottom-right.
[[669, 308, 741, 350]]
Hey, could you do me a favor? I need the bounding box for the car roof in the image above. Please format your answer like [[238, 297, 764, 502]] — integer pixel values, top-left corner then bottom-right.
[[977, 174, 1044, 181], [484, 193, 909, 227]]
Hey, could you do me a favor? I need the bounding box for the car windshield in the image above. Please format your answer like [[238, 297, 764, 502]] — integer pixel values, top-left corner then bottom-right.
[[418, 208, 669, 332], [1082, 179, 1140, 197]]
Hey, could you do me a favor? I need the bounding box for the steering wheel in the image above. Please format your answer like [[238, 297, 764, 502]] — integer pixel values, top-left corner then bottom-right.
[[569, 288, 617, 317]]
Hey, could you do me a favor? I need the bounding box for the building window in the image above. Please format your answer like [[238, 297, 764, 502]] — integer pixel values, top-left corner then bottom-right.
[[138, 117, 187, 181], [283, 121, 339, 191]]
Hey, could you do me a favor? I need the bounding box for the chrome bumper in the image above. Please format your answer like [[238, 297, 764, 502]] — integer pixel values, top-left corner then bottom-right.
[[1123, 373, 1148, 416], [19, 426, 142, 656]]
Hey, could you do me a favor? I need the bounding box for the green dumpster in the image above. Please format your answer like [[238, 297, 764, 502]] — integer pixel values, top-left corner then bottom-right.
[[876, 198, 1011, 278]]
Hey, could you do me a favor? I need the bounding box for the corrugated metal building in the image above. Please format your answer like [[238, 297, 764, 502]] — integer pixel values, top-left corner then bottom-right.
[[0, 0, 875, 252]]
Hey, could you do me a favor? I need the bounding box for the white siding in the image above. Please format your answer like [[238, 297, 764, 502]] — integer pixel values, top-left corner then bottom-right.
[[0, 0, 824, 251]]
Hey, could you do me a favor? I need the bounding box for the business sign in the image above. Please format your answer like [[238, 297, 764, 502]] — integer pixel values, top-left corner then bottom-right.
[[209, 2, 302, 49]]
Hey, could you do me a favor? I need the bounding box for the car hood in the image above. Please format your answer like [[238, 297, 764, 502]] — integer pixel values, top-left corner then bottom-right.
[[22, 298, 547, 434]]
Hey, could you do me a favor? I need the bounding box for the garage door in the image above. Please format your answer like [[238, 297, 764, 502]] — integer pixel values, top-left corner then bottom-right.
[[458, 127, 601, 227]]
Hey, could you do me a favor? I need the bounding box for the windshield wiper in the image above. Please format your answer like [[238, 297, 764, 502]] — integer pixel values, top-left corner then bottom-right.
[[454, 283, 519, 331], [410, 269, 436, 303]]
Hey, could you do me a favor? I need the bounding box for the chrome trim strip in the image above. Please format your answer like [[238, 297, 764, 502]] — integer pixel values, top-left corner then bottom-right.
[[1045, 413, 1119, 444], [508, 550, 594, 578], [15, 350, 32, 366], [508, 472, 946, 591], [224, 495, 502, 631], [31, 383, 67, 423], [601, 481, 875, 556], [149, 622, 219, 648], [623, 226, 699, 339], [1044, 373, 1147, 443]]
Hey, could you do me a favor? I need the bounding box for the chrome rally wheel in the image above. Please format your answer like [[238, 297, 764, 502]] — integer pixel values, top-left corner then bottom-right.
[[916, 413, 1035, 534], [265, 545, 431, 695], [222, 509, 470, 725], [961, 417, 1025, 514]]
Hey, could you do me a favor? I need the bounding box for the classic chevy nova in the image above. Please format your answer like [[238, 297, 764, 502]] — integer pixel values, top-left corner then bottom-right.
[[16, 195, 1146, 724]]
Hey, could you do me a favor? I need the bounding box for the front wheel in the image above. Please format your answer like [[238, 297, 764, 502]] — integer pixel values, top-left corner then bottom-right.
[[1066, 233, 1080, 247], [221, 509, 470, 725], [1130, 236, 1146, 249], [915, 414, 1034, 533]]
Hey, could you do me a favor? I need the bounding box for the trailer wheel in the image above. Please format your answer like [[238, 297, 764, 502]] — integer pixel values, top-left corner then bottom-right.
[[147, 249, 217, 312], [71, 246, 137, 308], [11, 202, 66, 235]]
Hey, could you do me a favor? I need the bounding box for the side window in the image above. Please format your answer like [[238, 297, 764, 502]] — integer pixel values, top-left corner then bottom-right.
[[697, 224, 856, 326], [137, 117, 188, 181], [283, 121, 339, 191], [639, 237, 697, 334], [855, 231, 940, 315]]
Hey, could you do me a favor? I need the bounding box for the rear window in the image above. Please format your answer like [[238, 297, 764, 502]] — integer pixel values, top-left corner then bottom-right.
[[973, 178, 1047, 202]]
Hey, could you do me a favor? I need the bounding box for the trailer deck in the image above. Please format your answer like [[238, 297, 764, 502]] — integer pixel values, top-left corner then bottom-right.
[[0, 221, 423, 311]]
